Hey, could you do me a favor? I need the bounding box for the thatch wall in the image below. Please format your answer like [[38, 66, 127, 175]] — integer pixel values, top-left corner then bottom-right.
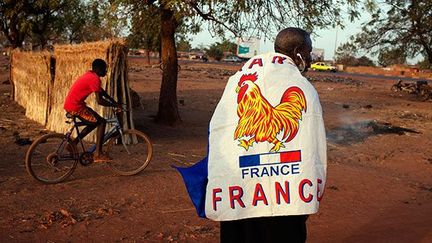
[[11, 40, 133, 142], [11, 51, 52, 125]]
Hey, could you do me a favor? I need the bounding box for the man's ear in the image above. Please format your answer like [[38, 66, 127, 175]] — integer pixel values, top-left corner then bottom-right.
[[292, 47, 302, 66]]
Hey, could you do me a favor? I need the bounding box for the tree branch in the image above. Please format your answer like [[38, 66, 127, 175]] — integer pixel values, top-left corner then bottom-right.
[[185, 0, 238, 37]]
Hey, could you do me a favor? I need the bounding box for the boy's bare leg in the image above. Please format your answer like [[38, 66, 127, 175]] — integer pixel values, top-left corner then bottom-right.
[[71, 124, 97, 145], [95, 121, 106, 156], [93, 121, 112, 162]]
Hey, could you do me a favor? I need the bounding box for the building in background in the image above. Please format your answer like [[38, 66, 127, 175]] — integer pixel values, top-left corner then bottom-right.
[[237, 37, 260, 58]]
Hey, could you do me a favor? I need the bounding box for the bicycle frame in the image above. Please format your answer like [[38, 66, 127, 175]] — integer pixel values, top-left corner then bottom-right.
[[65, 110, 125, 154]]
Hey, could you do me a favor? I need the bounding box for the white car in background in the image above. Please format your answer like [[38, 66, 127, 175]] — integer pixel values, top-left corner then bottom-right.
[[222, 56, 243, 63]]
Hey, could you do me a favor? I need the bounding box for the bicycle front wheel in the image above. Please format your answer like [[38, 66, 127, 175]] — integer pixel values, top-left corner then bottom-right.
[[106, 129, 153, 176], [25, 133, 78, 184]]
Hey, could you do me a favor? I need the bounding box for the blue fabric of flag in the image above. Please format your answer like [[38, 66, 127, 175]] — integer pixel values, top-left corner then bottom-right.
[[173, 157, 208, 218]]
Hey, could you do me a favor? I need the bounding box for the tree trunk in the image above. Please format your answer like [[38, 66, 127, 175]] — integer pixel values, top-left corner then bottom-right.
[[9, 52, 14, 100], [7, 16, 25, 49], [155, 6, 181, 125], [425, 45, 432, 66], [145, 49, 150, 65], [8, 29, 24, 49]]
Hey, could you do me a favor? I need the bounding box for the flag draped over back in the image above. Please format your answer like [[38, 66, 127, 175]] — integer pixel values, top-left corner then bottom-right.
[[176, 52, 327, 221]]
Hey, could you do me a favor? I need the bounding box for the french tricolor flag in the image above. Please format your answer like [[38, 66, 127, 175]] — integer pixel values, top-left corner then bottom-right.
[[239, 150, 301, 168]]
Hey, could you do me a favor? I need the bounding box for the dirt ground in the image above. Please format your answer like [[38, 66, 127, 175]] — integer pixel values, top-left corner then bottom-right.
[[0, 55, 431, 242]]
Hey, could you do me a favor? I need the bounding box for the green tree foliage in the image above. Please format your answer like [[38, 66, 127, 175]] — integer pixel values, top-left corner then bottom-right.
[[27, 0, 69, 48], [336, 55, 357, 66], [378, 48, 407, 67], [126, 4, 160, 52], [0, 32, 8, 46], [335, 42, 375, 66], [184, 1, 360, 39], [55, 0, 86, 43], [127, 0, 360, 124], [416, 58, 431, 70], [350, 0, 432, 65], [0, 0, 81, 48], [217, 39, 237, 54], [206, 43, 224, 61], [357, 56, 375, 66], [206, 39, 237, 60], [60, 1, 128, 43], [0, 0, 128, 48], [335, 42, 358, 66], [0, 0, 33, 48], [337, 55, 376, 67], [176, 37, 192, 52]]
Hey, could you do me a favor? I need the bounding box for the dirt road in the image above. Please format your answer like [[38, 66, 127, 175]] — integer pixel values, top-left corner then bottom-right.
[[0, 57, 431, 242]]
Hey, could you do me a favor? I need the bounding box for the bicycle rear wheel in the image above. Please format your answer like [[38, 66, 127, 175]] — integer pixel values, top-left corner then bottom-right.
[[106, 129, 153, 176], [25, 133, 78, 184]]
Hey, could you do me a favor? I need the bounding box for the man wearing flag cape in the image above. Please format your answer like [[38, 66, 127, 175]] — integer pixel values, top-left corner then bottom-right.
[[176, 27, 327, 243]]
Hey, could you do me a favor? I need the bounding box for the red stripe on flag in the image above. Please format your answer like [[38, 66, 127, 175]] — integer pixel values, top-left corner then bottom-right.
[[280, 151, 301, 163]]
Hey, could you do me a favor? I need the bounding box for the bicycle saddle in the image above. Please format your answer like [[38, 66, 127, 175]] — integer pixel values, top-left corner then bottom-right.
[[65, 112, 74, 119], [64, 113, 93, 126]]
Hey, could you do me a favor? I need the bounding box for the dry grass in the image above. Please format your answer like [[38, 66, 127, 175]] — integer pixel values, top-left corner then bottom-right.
[[11, 50, 52, 125]]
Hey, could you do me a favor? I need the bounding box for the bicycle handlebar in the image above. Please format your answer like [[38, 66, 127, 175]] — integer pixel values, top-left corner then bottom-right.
[[112, 104, 128, 113]]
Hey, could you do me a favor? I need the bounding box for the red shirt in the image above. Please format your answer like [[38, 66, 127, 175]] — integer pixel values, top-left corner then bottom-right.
[[64, 71, 102, 112]]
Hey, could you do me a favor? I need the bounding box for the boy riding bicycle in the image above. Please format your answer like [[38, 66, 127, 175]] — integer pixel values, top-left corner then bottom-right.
[[64, 59, 120, 163]]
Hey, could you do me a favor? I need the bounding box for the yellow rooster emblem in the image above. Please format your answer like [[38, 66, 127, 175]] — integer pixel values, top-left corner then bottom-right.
[[234, 72, 307, 152]]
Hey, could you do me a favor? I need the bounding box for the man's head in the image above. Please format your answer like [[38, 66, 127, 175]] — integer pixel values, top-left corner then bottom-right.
[[274, 27, 312, 72], [92, 59, 107, 77]]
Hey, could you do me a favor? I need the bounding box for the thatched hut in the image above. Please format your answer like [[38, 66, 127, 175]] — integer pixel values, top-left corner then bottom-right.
[[10, 51, 52, 125], [11, 40, 133, 142]]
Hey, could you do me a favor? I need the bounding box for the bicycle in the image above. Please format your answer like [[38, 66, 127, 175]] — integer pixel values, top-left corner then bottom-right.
[[25, 107, 153, 184]]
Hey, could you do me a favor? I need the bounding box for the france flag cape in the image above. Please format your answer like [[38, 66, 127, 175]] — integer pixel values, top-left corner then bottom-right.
[[176, 52, 327, 221]]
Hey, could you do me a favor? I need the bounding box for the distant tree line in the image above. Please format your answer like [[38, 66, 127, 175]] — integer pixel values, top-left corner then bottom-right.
[[205, 39, 237, 61], [334, 42, 375, 67]]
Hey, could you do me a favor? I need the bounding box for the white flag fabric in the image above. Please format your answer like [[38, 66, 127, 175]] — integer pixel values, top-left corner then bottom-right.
[[176, 52, 327, 221]]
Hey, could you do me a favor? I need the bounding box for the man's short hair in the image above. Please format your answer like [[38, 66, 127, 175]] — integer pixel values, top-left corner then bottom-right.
[[274, 28, 310, 55], [92, 59, 107, 71]]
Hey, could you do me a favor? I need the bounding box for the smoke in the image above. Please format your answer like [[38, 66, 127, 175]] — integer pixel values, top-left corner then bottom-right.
[[327, 116, 418, 145], [327, 114, 372, 145]]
